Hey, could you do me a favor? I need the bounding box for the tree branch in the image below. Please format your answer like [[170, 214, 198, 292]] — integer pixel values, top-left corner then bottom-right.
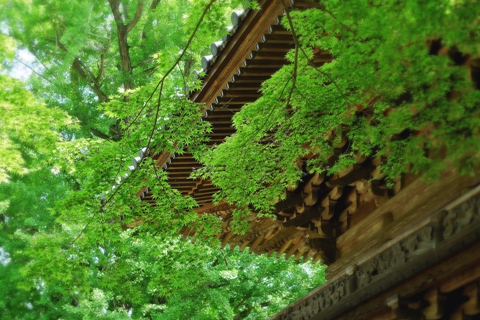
[[233, 293, 254, 314], [72, 58, 110, 102], [90, 128, 112, 140], [124, 0, 217, 134], [279, 0, 298, 108], [108, 0, 123, 22], [14, 58, 52, 84], [219, 248, 229, 268], [150, 0, 161, 9], [108, 0, 134, 91], [205, 280, 229, 289], [281, 2, 355, 108], [96, 36, 111, 83], [70, 0, 221, 248], [97, 0, 218, 214], [40, 24, 111, 103], [126, 0, 144, 33], [132, 57, 154, 69], [318, 5, 355, 34]]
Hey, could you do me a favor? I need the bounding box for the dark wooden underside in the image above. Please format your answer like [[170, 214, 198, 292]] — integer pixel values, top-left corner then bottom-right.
[[271, 185, 480, 320]]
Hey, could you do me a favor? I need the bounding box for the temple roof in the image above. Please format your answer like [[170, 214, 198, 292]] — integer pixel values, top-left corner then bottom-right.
[[134, 0, 480, 268], [138, 0, 337, 263], [130, 1, 480, 318], [133, 0, 413, 264]]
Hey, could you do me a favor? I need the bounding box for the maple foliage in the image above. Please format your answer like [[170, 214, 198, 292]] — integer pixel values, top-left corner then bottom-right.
[[0, 1, 325, 318], [2, 0, 479, 318], [198, 0, 480, 222]]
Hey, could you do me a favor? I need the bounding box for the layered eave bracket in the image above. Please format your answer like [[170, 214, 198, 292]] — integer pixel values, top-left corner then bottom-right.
[[270, 184, 480, 320]]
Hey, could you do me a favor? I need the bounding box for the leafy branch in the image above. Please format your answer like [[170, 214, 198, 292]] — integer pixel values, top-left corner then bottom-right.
[[279, 0, 299, 108], [70, 0, 218, 245]]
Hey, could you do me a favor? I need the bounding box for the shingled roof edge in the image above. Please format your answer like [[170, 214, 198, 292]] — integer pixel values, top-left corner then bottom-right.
[[200, 8, 249, 72], [145, 0, 286, 179], [190, 0, 283, 105]]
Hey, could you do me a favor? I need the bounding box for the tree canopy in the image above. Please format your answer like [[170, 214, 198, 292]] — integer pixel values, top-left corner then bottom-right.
[[1, 0, 479, 318], [0, 0, 325, 318], [197, 0, 480, 219]]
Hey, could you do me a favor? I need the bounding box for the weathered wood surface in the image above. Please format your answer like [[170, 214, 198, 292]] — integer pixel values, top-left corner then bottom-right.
[[194, 201, 232, 214], [330, 166, 480, 278], [270, 185, 480, 319], [335, 243, 480, 320]]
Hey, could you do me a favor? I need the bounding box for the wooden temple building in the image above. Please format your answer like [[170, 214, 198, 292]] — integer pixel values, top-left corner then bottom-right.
[[138, 0, 480, 318]]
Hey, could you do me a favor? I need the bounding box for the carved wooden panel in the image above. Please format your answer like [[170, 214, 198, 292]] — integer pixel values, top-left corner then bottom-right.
[[271, 187, 480, 320]]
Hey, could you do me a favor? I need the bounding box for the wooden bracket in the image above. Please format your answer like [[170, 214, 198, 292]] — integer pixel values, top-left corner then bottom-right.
[[387, 294, 423, 320]]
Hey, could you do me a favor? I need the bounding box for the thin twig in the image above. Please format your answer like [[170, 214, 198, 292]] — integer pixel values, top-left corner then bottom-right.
[[177, 63, 188, 96], [301, 47, 354, 107], [72, 217, 95, 245], [220, 248, 229, 268], [71, 0, 218, 244], [124, 0, 217, 133], [145, 80, 164, 153], [279, 0, 299, 108], [320, 6, 354, 33], [14, 58, 52, 83]]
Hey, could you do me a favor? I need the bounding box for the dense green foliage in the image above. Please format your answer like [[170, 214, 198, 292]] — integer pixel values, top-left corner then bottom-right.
[[17, 232, 324, 319], [0, 0, 325, 318], [5, 0, 241, 139], [0, 35, 73, 182], [198, 0, 480, 220], [2, 0, 479, 317], [0, 168, 73, 318]]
